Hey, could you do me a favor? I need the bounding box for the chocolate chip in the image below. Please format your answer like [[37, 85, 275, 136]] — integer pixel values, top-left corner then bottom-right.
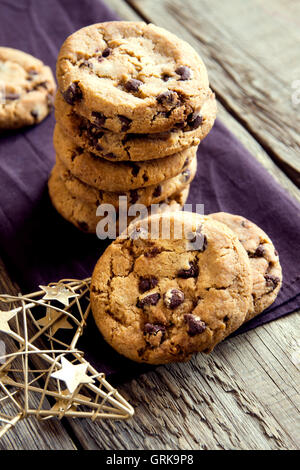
[[177, 261, 199, 279], [184, 314, 206, 336], [95, 143, 103, 152], [125, 79, 143, 93], [265, 274, 280, 290], [152, 185, 162, 198], [164, 288, 184, 309], [162, 74, 171, 82], [5, 92, 20, 101], [118, 115, 132, 131], [130, 163, 140, 177], [144, 323, 166, 336], [139, 276, 158, 293], [137, 293, 161, 308], [129, 189, 139, 204], [144, 247, 160, 258], [274, 249, 278, 256], [86, 124, 104, 146], [254, 244, 266, 257], [156, 91, 177, 105], [62, 83, 82, 105], [176, 66, 192, 81], [92, 111, 106, 127], [187, 113, 203, 129], [102, 47, 111, 57], [181, 169, 191, 183]]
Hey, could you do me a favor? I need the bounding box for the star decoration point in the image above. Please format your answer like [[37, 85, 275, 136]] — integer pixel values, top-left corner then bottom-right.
[[0, 310, 17, 333], [39, 284, 79, 306], [50, 357, 94, 393]]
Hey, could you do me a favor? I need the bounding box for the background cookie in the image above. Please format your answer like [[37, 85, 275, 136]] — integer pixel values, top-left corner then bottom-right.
[[55, 91, 216, 161], [90, 212, 253, 364], [54, 124, 197, 191], [209, 212, 282, 321], [54, 156, 196, 208], [0, 47, 56, 129], [56, 21, 211, 133]]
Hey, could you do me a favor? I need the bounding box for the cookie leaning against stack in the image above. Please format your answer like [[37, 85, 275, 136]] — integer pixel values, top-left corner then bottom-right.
[[90, 211, 282, 364], [208, 212, 282, 321], [49, 21, 217, 233]]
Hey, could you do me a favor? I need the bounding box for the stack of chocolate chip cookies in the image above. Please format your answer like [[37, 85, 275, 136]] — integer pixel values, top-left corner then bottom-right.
[[48, 21, 217, 233]]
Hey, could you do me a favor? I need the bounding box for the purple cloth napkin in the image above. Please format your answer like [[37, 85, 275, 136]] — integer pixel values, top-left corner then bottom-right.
[[0, 0, 299, 380]]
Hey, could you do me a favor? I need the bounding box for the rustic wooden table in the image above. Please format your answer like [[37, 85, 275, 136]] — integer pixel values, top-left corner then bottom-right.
[[0, 0, 299, 450]]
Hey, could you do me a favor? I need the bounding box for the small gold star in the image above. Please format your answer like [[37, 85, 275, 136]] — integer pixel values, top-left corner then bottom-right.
[[51, 357, 94, 393], [37, 307, 73, 335], [0, 310, 17, 333], [39, 285, 79, 306]]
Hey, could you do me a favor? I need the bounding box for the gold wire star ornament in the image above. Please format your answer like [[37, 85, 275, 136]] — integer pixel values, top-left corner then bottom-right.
[[0, 278, 134, 439]]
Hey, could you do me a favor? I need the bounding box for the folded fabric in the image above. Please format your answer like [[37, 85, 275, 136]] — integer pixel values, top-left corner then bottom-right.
[[0, 0, 299, 379]]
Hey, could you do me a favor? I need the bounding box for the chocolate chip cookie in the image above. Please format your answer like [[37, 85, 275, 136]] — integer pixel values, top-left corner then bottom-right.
[[0, 47, 56, 129], [48, 168, 190, 233], [55, 91, 216, 161], [54, 124, 197, 191], [56, 21, 212, 134], [209, 212, 282, 321], [54, 156, 196, 208], [90, 212, 253, 363]]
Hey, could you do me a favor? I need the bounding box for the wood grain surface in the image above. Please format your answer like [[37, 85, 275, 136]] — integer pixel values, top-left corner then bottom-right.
[[128, 0, 300, 186], [0, 0, 299, 450]]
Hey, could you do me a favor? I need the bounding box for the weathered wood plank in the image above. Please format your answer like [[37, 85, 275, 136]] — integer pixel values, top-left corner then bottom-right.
[[108, 0, 299, 202], [0, 259, 77, 450], [128, 0, 300, 186]]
